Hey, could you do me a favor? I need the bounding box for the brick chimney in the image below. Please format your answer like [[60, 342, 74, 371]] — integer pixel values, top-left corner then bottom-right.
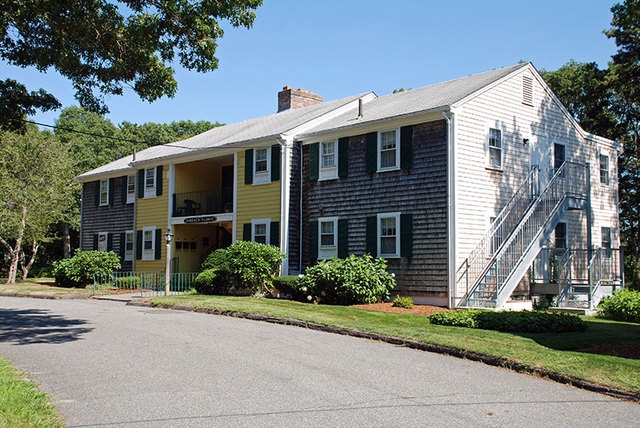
[[277, 86, 323, 112]]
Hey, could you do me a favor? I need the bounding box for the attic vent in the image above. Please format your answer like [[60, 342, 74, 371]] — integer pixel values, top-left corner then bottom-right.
[[522, 76, 533, 106]]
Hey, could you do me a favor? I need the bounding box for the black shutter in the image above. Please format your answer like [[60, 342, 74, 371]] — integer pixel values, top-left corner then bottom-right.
[[244, 149, 253, 184], [121, 176, 128, 205], [108, 178, 115, 206], [93, 234, 99, 250], [155, 166, 163, 196], [308, 221, 318, 262], [243, 223, 252, 241], [337, 219, 348, 258], [309, 143, 319, 181], [136, 230, 143, 260], [107, 233, 114, 252], [154, 228, 162, 260], [137, 170, 144, 198], [119, 232, 126, 260], [270, 221, 280, 246], [338, 137, 349, 178], [366, 132, 377, 173], [400, 214, 413, 257], [94, 181, 100, 207], [400, 125, 413, 169], [366, 216, 377, 256], [271, 145, 281, 182]]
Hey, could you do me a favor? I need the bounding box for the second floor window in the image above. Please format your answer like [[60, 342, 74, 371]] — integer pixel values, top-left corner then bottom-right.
[[600, 154, 610, 186], [488, 128, 502, 169], [99, 179, 109, 206], [379, 130, 398, 170], [126, 175, 136, 203]]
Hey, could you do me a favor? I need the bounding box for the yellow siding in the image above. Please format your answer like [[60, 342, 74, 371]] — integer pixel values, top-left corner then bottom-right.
[[236, 150, 281, 238], [135, 165, 169, 271], [175, 160, 230, 193]]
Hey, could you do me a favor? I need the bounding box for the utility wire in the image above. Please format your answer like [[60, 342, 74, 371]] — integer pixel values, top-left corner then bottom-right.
[[25, 119, 149, 145]]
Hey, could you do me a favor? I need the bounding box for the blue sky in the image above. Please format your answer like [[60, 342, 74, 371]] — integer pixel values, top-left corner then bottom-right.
[[1, 0, 619, 128]]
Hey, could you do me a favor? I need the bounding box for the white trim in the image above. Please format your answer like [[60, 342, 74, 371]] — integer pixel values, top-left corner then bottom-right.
[[144, 167, 157, 199], [485, 124, 503, 171], [378, 212, 401, 258], [319, 140, 338, 181], [251, 218, 271, 244], [97, 231, 108, 252], [253, 147, 271, 185], [378, 129, 400, 172], [124, 230, 134, 261], [279, 137, 291, 275], [598, 151, 610, 187], [318, 216, 338, 260], [142, 226, 156, 261], [126, 174, 136, 204], [99, 179, 109, 206]]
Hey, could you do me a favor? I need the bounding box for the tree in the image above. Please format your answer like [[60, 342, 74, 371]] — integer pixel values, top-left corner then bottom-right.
[[0, 0, 263, 131], [0, 127, 77, 283]]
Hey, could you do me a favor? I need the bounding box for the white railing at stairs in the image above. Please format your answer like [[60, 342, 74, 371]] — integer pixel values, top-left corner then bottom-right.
[[458, 162, 589, 309]]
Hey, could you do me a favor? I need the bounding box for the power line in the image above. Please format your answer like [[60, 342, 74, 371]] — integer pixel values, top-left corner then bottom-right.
[[25, 120, 149, 145]]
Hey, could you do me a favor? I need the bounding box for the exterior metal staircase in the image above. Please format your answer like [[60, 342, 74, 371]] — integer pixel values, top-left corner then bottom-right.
[[457, 162, 590, 309]]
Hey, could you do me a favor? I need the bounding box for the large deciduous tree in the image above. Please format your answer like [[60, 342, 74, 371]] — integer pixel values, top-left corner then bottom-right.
[[0, 127, 77, 283], [0, 0, 262, 131]]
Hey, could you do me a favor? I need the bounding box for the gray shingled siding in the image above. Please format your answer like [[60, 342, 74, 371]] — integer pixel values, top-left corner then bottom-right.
[[80, 178, 135, 271], [301, 119, 449, 297], [287, 142, 303, 274]]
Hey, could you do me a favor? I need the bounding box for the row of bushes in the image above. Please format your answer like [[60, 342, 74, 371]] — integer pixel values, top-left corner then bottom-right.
[[597, 288, 640, 323]]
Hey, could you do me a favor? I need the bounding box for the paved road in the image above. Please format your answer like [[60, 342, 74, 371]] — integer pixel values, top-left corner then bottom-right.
[[1, 297, 639, 427]]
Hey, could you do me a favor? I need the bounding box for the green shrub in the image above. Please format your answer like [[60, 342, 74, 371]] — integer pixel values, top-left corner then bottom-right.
[[392, 295, 414, 309], [598, 288, 640, 323], [272, 276, 303, 298], [296, 254, 396, 305], [428, 309, 586, 333], [115, 275, 141, 289], [200, 241, 285, 294], [193, 268, 229, 295], [52, 250, 121, 288]]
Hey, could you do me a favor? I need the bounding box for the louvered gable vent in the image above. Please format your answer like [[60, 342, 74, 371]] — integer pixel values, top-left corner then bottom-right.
[[522, 75, 533, 106]]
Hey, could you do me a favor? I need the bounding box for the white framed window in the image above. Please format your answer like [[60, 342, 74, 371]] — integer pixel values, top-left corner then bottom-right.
[[144, 167, 156, 198], [601, 226, 612, 258], [378, 129, 399, 171], [126, 175, 136, 204], [318, 217, 338, 259], [99, 179, 109, 206], [97, 232, 108, 252], [554, 222, 567, 251], [142, 226, 156, 261], [319, 141, 338, 180], [251, 218, 270, 244], [124, 230, 134, 261], [554, 142, 566, 176], [487, 128, 502, 170], [378, 212, 400, 258], [599, 153, 610, 186], [253, 148, 271, 185]]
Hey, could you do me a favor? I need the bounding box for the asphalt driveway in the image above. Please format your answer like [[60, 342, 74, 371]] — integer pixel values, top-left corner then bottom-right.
[[1, 296, 639, 427]]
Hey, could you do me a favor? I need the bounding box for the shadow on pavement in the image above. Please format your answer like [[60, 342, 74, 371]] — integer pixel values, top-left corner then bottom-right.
[[0, 308, 93, 345]]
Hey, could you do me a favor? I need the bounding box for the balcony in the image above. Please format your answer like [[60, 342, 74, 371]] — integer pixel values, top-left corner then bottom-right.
[[173, 188, 233, 217]]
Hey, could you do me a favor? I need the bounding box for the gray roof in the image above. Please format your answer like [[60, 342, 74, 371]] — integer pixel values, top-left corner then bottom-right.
[[77, 154, 135, 182], [300, 63, 528, 138]]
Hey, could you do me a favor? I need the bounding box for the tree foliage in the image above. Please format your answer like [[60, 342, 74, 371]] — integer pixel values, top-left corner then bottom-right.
[[0, 0, 262, 131]]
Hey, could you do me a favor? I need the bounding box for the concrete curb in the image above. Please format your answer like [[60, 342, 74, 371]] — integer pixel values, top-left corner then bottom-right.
[[135, 300, 640, 404]]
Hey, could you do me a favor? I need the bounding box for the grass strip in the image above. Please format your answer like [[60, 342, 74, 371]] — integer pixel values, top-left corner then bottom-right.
[[0, 357, 64, 428], [150, 295, 640, 399]]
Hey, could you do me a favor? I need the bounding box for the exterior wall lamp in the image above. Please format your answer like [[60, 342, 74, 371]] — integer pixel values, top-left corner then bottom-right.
[[164, 229, 173, 296]]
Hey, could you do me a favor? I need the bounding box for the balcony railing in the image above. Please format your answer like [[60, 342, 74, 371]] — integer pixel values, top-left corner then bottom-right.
[[173, 187, 233, 217]]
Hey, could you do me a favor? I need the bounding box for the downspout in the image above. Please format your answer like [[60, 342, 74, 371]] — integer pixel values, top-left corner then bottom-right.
[[443, 109, 457, 309], [79, 183, 84, 250], [232, 152, 238, 242], [299, 141, 303, 274], [277, 136, 293, 276], [167, 163, 175, 271]]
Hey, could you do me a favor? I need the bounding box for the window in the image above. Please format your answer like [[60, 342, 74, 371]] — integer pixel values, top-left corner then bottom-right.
[[554, 143, 566, 176], [99, 179, 109, 206], [253, 148, 271, 185], [319, 141, 338, 180], [600, 154, 610, 186], [124, 231, 134, 261], [144, 167, 156, 198], [554, 222, 567, 251], [251, 218, 270, 244], [318, 217, 338, 259], [378, 130, 399, 171], [487, 128, 502, 169], [379, 213, 400, 258], [126, 175, 136, 204], [601, 227, 612, 258], [97, 232, 108, 252], [142, 226, 156, 261]]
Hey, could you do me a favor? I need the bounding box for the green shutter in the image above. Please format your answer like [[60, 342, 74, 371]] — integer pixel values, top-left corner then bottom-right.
[[121, 176, 128, 205], [136, 230, 143, 260], [400, 125, 413, 169], [271, 145, 281, 182], [308, 221, 318, 262], [400, 214, 413, 257], [366, 132, 377, 173], [338, 137, 349, 178], [108, 178, 115, 206], [137, 170, 144, 199], [366, 216, 377, 255], [154, 228, 162, 260], [107, 233, 114, 252], [155, 166, 163, 196], [94, 181, 100, 207], [243, 223, 251, 241], [337, 219, 348, 258], [270, 221, 280, 246], [119, 232, 126, 259], [244, 149, 253, 184], [93, 234, 99, 250], [309, 143, 319, 181]]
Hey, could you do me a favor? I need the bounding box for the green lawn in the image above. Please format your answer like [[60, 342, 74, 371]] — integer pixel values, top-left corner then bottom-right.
[[150, 295, 640, 397], [0, 278, 90, 298], [0, 357, 63, 428]]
